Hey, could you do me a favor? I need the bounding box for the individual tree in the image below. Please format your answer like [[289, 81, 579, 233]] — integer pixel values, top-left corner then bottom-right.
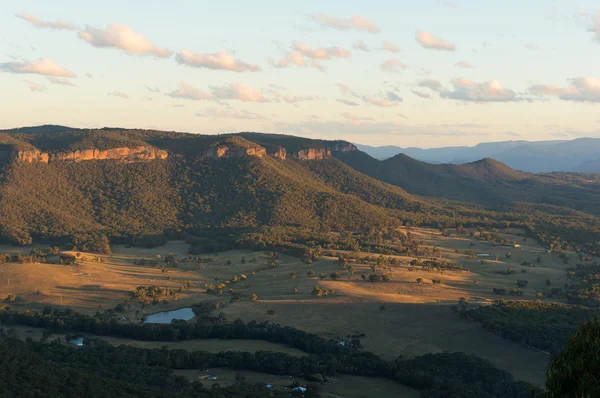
[[545, 279, 552, 287], [379, 305, 386, 312], [546, 318, 600, 397], [307, 270, 315, 277], [250, 293, 258, 301], [289, 272, 297, 279], [329, 272, 341, 280], [416, 278, 423, 284], [318, 272, 326, 280], [505, 252, 512, 259]]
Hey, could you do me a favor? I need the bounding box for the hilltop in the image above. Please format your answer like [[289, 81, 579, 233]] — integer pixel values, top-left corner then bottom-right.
[[0, 126, 599, 258]]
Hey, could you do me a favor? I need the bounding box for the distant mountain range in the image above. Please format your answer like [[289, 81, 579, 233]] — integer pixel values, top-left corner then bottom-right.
[[356, 138, 600, 173]]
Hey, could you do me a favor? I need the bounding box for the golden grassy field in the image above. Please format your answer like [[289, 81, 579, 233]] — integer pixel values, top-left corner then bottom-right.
[[0, 227, 583, 388]]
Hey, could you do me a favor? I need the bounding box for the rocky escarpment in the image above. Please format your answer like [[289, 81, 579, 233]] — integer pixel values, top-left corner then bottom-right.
[[202, 144, 266, 159], [293, 147, 331, 160], [6, 146, 168, 164], [268, 147, 287, 160], [332, 142, 358, 153]]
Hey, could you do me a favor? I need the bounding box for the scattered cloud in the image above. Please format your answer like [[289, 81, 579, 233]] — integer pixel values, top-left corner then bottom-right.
[[364, 91, 403, 107], [267, 42, 350, 72], [336, 98, 360, 106], [341, 112, 375, 125], [455, 60, 473, 68], [411, 90, 431, 99], [167, 81, 211, 101], [85, 72, 93, 78], [195, 107, 265, 119], [397, 113, 408, 119], [524, 43, 541, 51], [418, 78, 443, 91], [16, 13, 75, 30], [24, 80, 47, 92], [210, 82, 268, 102], [47, 77, 76, 86], [336, 83, 353, 95], [353, 40, 369, 52], [337, 82, 402, 107], [145, 85, 160, 93], [0, 58, 76, 77], [380, 58, 407, 73], [440, 0, 457, 8], [78, 24, 172, 58], [108, 90, 128, 99], [281, 95, 316, 104], [529, 77, 600, 102], [312, 13, 380, 33], [440, 78, 519, 102], [176, 50, 261, 72], [415, 31, 455, 51], [293, 42, 351, 60], [382, 41, 399, 53]]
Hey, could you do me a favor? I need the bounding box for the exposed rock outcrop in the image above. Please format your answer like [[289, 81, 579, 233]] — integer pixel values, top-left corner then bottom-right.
[[9, 146, 168, 164], [202, 145, 266, 159], [332, 142, 358, 153], [293, 147, 331, 160], [269, 147, 287, 160]]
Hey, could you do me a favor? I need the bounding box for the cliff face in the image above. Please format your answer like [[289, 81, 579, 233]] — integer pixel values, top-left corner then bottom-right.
[[268, 147, 287, 160], [8, 146, 168, 164], [293, 147, 331, 160], [332, 142, 358, 153], [202, 145, 266, 159]]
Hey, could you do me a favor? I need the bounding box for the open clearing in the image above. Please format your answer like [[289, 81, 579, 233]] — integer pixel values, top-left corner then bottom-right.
[[0, 227, 582, 387], [173, 368, 420, 398]]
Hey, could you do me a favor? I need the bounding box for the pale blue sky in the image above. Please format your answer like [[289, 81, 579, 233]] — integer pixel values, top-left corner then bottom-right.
[[1, 0, 599, 147]]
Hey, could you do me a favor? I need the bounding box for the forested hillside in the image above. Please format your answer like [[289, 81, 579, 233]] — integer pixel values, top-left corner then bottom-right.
[[1, 125, 600, 257]]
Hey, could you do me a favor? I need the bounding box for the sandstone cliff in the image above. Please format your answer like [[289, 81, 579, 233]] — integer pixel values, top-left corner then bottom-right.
[[7, 146, 168, 164]]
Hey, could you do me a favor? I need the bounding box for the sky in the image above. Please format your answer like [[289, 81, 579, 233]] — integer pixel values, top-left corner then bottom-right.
[[1, 1, 599, 148]]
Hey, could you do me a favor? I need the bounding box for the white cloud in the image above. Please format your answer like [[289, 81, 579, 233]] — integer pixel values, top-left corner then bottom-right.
[[293, 42, 351, 60], [418, 78, 443, 91], [145, 85, 160, 93], [24, 80, 47, 92], [337, 98, 360, 106], [195, 107, 265, 119], [365, 92, 403, 107], [337, 82, 402, 107], [380, 58, 407, 73], [78, 24, 172, 58], [382, 41, 399, 53], [353, 40, 369, 51], [524, 44, 541, 51], [455, 60, 473, 68], [1, 58, 76, 77], [281, 95, 316, 104], [341, 112, 375, 125], [412, 90, 431, 99], [108, 90, 128, 99], [530, 77, 600, 102], [415, 31, 455, 51], [47, 77, 76, 86], [440, 78, 519, 102], [267, 42, 350, 72], [167, 81, 211, 101], [210, 82, 268, 102], [312, 13, 380, 33], [176, 50, 261, 72], [16, 13, 74, 30]]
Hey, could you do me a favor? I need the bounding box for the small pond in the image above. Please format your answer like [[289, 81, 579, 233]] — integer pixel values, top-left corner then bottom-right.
[[143, 307, 195, 324]]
